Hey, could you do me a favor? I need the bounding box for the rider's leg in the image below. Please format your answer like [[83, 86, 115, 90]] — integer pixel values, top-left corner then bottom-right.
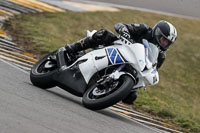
[[65, 30, 118, 53], [65, 37, 96, 53]]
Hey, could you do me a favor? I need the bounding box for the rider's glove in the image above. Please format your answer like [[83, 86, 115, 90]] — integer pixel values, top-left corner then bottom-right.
[[121, 31, 131, 39], [118, 27, 131, 39], [92, 29, 107, 42]]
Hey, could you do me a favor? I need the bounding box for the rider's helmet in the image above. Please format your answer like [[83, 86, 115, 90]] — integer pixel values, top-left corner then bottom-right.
[[152, 20, 177, 51]]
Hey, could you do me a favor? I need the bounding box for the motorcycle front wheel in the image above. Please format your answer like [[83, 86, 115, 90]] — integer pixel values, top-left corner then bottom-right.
[[82, 75, 134, 110], [30, 51, 57, 89]]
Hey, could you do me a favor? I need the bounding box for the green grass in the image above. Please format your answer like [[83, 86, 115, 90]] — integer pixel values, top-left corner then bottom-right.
[[4, 9, 200, 132]]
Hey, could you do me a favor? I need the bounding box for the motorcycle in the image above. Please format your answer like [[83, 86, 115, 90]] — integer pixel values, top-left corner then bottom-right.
[[30, 30, 159, 110]]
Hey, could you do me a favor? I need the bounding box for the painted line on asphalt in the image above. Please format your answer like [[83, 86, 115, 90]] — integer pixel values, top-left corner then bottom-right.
[[62, 1, 119, 12], [8, 0, 43, 13], [12, 62, 31, 71], [0, 8, 15, 16], [0, 47, 38, 63], [0, 51, 35, 65], [0, 29, 8, 37], [0, 57, 30, 74], [108, 108, 167, 133], [27, 0, 65, 12], [110, 105, 182, 133], [0, 0, 36, 13], [39, 0, 119, 12], [0, 6, 21, 15], [0, 43, 24, 53], [39, 0, 85, 11], [0, 54, 33, 67], [0, 38, 17, 46]]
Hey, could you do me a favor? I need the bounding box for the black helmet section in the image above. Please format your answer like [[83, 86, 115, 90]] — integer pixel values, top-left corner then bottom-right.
[[152, 20, 177, 51]]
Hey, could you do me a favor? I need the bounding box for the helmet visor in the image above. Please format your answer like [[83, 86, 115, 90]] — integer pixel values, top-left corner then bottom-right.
[[155, 28, 173, 50], [160, 36, 172, 49]]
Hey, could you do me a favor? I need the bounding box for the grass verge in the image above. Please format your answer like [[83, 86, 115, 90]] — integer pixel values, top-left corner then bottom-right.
[[3, 9, 200, 132]]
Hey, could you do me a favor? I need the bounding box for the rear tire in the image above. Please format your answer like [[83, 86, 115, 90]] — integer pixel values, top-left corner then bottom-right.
[[82, 75, 134, 110], [30, 51, 57, 89]]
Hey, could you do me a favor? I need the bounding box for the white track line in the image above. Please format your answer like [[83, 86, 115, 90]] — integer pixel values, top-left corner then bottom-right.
[[0, 57, 29, 74]]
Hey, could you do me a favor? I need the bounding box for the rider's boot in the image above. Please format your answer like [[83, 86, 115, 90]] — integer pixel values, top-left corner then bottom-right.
[[57, 34, 99, 71], [122, 89, 138, 104]]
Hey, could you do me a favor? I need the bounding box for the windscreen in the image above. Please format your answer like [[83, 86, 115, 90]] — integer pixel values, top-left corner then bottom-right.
[[147, 43, 159, 65]]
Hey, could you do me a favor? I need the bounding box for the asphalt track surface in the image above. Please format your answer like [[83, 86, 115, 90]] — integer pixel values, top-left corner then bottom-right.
[[0, 59, 161, 133], [73, 0, 200, 19]]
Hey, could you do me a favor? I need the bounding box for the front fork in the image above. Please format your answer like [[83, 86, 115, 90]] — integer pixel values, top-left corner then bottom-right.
[[56, 47, 68, 71], [97, 64, 127, 89]]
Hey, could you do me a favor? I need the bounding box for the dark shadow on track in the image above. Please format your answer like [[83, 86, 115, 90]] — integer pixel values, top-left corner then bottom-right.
[[46, 89, 83, 106], [28, 82, 143, 126], [28, 82, 83, 106]]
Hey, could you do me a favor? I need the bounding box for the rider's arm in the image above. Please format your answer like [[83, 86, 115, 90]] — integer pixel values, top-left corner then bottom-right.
[[115, 23, 151, 38], [114, 23, 130, 34], [157, 52, 166, 69]]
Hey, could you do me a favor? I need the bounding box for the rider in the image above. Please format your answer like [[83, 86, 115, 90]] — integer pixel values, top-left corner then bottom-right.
[[65, 20, 178, 104]]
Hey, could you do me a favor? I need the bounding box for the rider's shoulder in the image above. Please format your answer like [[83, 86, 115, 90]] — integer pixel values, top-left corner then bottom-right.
[[128, 23, 152, 33], [132, 23, 151, 29]]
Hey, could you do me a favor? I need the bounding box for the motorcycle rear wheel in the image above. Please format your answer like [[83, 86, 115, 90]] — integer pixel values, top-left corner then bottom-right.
[[30, 51, 57, 89], [82, 75, 134, 110]]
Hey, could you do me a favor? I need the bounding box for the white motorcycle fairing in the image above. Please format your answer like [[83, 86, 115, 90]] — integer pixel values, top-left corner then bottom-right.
[[30, 30, 161, 109], [74, 35, 159, 88]]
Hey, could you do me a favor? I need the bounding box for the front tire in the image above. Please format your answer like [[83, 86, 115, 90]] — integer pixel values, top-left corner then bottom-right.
[[30, 51, 57, 89], [82, 75, 134, 110]]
